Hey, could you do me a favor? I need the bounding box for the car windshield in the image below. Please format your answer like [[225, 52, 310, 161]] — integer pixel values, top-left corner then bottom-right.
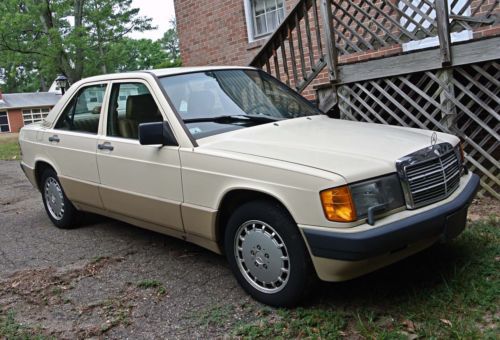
[[159, 69, 321, 139]]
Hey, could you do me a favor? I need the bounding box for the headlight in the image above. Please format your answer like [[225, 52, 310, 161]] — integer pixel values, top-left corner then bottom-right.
[[320, 174, 405, 224], [350, 174, 405, 224]]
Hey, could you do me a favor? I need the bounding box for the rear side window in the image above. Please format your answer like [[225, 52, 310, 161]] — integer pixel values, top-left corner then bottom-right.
[[55, 84, 107, 134]]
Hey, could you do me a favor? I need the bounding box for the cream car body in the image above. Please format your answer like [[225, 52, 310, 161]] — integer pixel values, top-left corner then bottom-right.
[[19, 67, 479, 306]]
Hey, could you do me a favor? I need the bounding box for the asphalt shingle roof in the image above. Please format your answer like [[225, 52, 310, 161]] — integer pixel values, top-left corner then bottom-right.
[[0, 92, 61, 110]]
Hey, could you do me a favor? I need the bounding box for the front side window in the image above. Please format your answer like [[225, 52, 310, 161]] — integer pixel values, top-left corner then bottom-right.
[[160, 69, 319, 139], [0, 111, 9, 132], [107, 82, 163, 139], [55, 84, 107, 134]]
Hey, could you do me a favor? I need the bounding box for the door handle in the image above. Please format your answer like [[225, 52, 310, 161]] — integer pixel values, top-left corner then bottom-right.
[[97, 142, 114, 151], [48, 135, 60, 143]]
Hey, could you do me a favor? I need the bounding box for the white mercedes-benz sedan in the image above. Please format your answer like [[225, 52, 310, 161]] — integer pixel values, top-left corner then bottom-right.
[[19, 67, 479, 306]]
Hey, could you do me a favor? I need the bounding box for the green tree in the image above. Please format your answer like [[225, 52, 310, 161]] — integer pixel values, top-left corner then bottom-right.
[[157, 19, 182, 68], [0, 0, 154, 86], [107, 38, 168, 72]]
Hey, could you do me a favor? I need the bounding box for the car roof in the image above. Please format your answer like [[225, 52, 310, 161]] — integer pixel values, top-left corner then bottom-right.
[[78, 66, 257, 83]]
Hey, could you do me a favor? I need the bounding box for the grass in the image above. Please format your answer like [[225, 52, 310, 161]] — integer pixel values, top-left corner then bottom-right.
[[136, 279, 167, 295], [233, 217, 500, 338], [0, 133, 20, 160], [195, 305, 236, 328], [0, 141, 20, 160], [0, 310, 51, 340], [137, 279, 162, 289]]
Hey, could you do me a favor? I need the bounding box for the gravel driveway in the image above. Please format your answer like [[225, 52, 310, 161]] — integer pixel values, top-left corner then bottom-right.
[[0, 160, 258, 338]]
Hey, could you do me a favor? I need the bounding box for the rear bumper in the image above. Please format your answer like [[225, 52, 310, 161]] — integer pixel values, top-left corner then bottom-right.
[[304, 173, 480, 262]]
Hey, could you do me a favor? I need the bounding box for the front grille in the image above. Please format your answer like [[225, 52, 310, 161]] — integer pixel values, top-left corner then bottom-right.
[[397, 143, 462, 209]]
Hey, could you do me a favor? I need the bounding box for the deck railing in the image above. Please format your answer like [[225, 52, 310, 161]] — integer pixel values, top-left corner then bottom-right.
[[249, 0, 499, 92]]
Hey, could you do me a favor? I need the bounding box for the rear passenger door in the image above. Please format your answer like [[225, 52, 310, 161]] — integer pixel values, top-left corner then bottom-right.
[[44, 83, 108, 209], [96, 80, 184, 232]]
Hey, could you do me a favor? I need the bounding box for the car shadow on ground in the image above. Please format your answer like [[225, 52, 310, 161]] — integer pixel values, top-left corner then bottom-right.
[[76, 211, 227, 262]]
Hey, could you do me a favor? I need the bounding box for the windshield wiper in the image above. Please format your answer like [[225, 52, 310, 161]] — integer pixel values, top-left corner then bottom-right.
[[183, 114, 282, 124]]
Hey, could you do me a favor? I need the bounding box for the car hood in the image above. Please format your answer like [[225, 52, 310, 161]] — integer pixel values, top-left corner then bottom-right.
[[198, 115, 458, 182]]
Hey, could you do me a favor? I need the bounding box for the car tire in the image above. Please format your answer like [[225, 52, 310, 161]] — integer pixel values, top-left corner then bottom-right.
[[40, 168, 78, 229], [224, 200, 314, 307]]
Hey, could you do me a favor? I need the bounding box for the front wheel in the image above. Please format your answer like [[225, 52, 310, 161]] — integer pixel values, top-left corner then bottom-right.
[[224, 200, 313, 307], [41, 168, 78, 229]]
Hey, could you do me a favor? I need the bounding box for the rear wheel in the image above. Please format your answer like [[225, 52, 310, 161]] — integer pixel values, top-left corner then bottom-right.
[[224, 200, 313, 307], [41, 168, 78, 229]]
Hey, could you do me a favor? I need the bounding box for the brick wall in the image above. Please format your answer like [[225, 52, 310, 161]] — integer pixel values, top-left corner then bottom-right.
[[175, 0, 298, 66], [7, 109, 24, 133]]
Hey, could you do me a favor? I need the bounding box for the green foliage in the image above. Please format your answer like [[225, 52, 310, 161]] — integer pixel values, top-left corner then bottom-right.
[[234, 219, 500, 338], [0, 0, 181, 92], [107, 38, 168, 72]]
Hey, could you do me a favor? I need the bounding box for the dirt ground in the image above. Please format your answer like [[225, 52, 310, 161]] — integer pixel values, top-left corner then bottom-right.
[[0, 160, 498, 339], [0, 133, 19, 143]]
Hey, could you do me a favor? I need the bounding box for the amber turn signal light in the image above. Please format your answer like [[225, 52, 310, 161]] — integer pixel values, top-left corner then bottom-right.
[[320, 186, 357, 222]]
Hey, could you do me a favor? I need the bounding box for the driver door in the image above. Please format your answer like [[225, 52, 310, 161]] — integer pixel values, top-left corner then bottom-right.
[[96, 79, 184, 232]]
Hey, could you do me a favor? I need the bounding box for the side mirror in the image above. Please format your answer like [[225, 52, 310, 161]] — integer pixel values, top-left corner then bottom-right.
[[138, 121, 178, 146]]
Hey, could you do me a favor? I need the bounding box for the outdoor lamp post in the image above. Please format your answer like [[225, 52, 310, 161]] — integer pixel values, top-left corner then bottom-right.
[[55, 74, 68, 95]]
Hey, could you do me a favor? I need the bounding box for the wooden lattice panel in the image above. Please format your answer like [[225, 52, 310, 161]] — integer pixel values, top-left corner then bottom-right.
[[338, 61, 499, 198], [331, 0, 439, 55], [331, 0, 499, 55], [453, 61, 500, 198]]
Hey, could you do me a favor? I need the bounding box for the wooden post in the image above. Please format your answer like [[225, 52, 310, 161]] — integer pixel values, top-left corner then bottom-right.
[[337, 86, 352, 120], [435, 0, 452, 66], [438, 68, 457, 132], [320, 0, 339, 82]]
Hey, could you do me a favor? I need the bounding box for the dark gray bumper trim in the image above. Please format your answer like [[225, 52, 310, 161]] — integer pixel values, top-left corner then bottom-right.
[[304, 174, 480, 261]]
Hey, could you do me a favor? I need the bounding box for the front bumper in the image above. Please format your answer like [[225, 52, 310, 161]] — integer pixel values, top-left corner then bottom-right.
[[304, 173, 480, 262]]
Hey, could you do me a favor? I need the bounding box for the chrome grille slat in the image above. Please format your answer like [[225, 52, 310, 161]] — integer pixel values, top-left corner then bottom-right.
[[411, 180, 447, 194], [406, 162, 441, 175], [396, 143, 462, 209], [410, 174, 446, 189]]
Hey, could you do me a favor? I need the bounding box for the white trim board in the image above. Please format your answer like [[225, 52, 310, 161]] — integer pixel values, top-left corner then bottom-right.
[[402, 30, 473, 52]]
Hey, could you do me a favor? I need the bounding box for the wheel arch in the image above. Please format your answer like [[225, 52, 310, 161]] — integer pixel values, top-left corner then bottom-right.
[[215, 188, 296, 253], [34, 159, 58, 191]]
